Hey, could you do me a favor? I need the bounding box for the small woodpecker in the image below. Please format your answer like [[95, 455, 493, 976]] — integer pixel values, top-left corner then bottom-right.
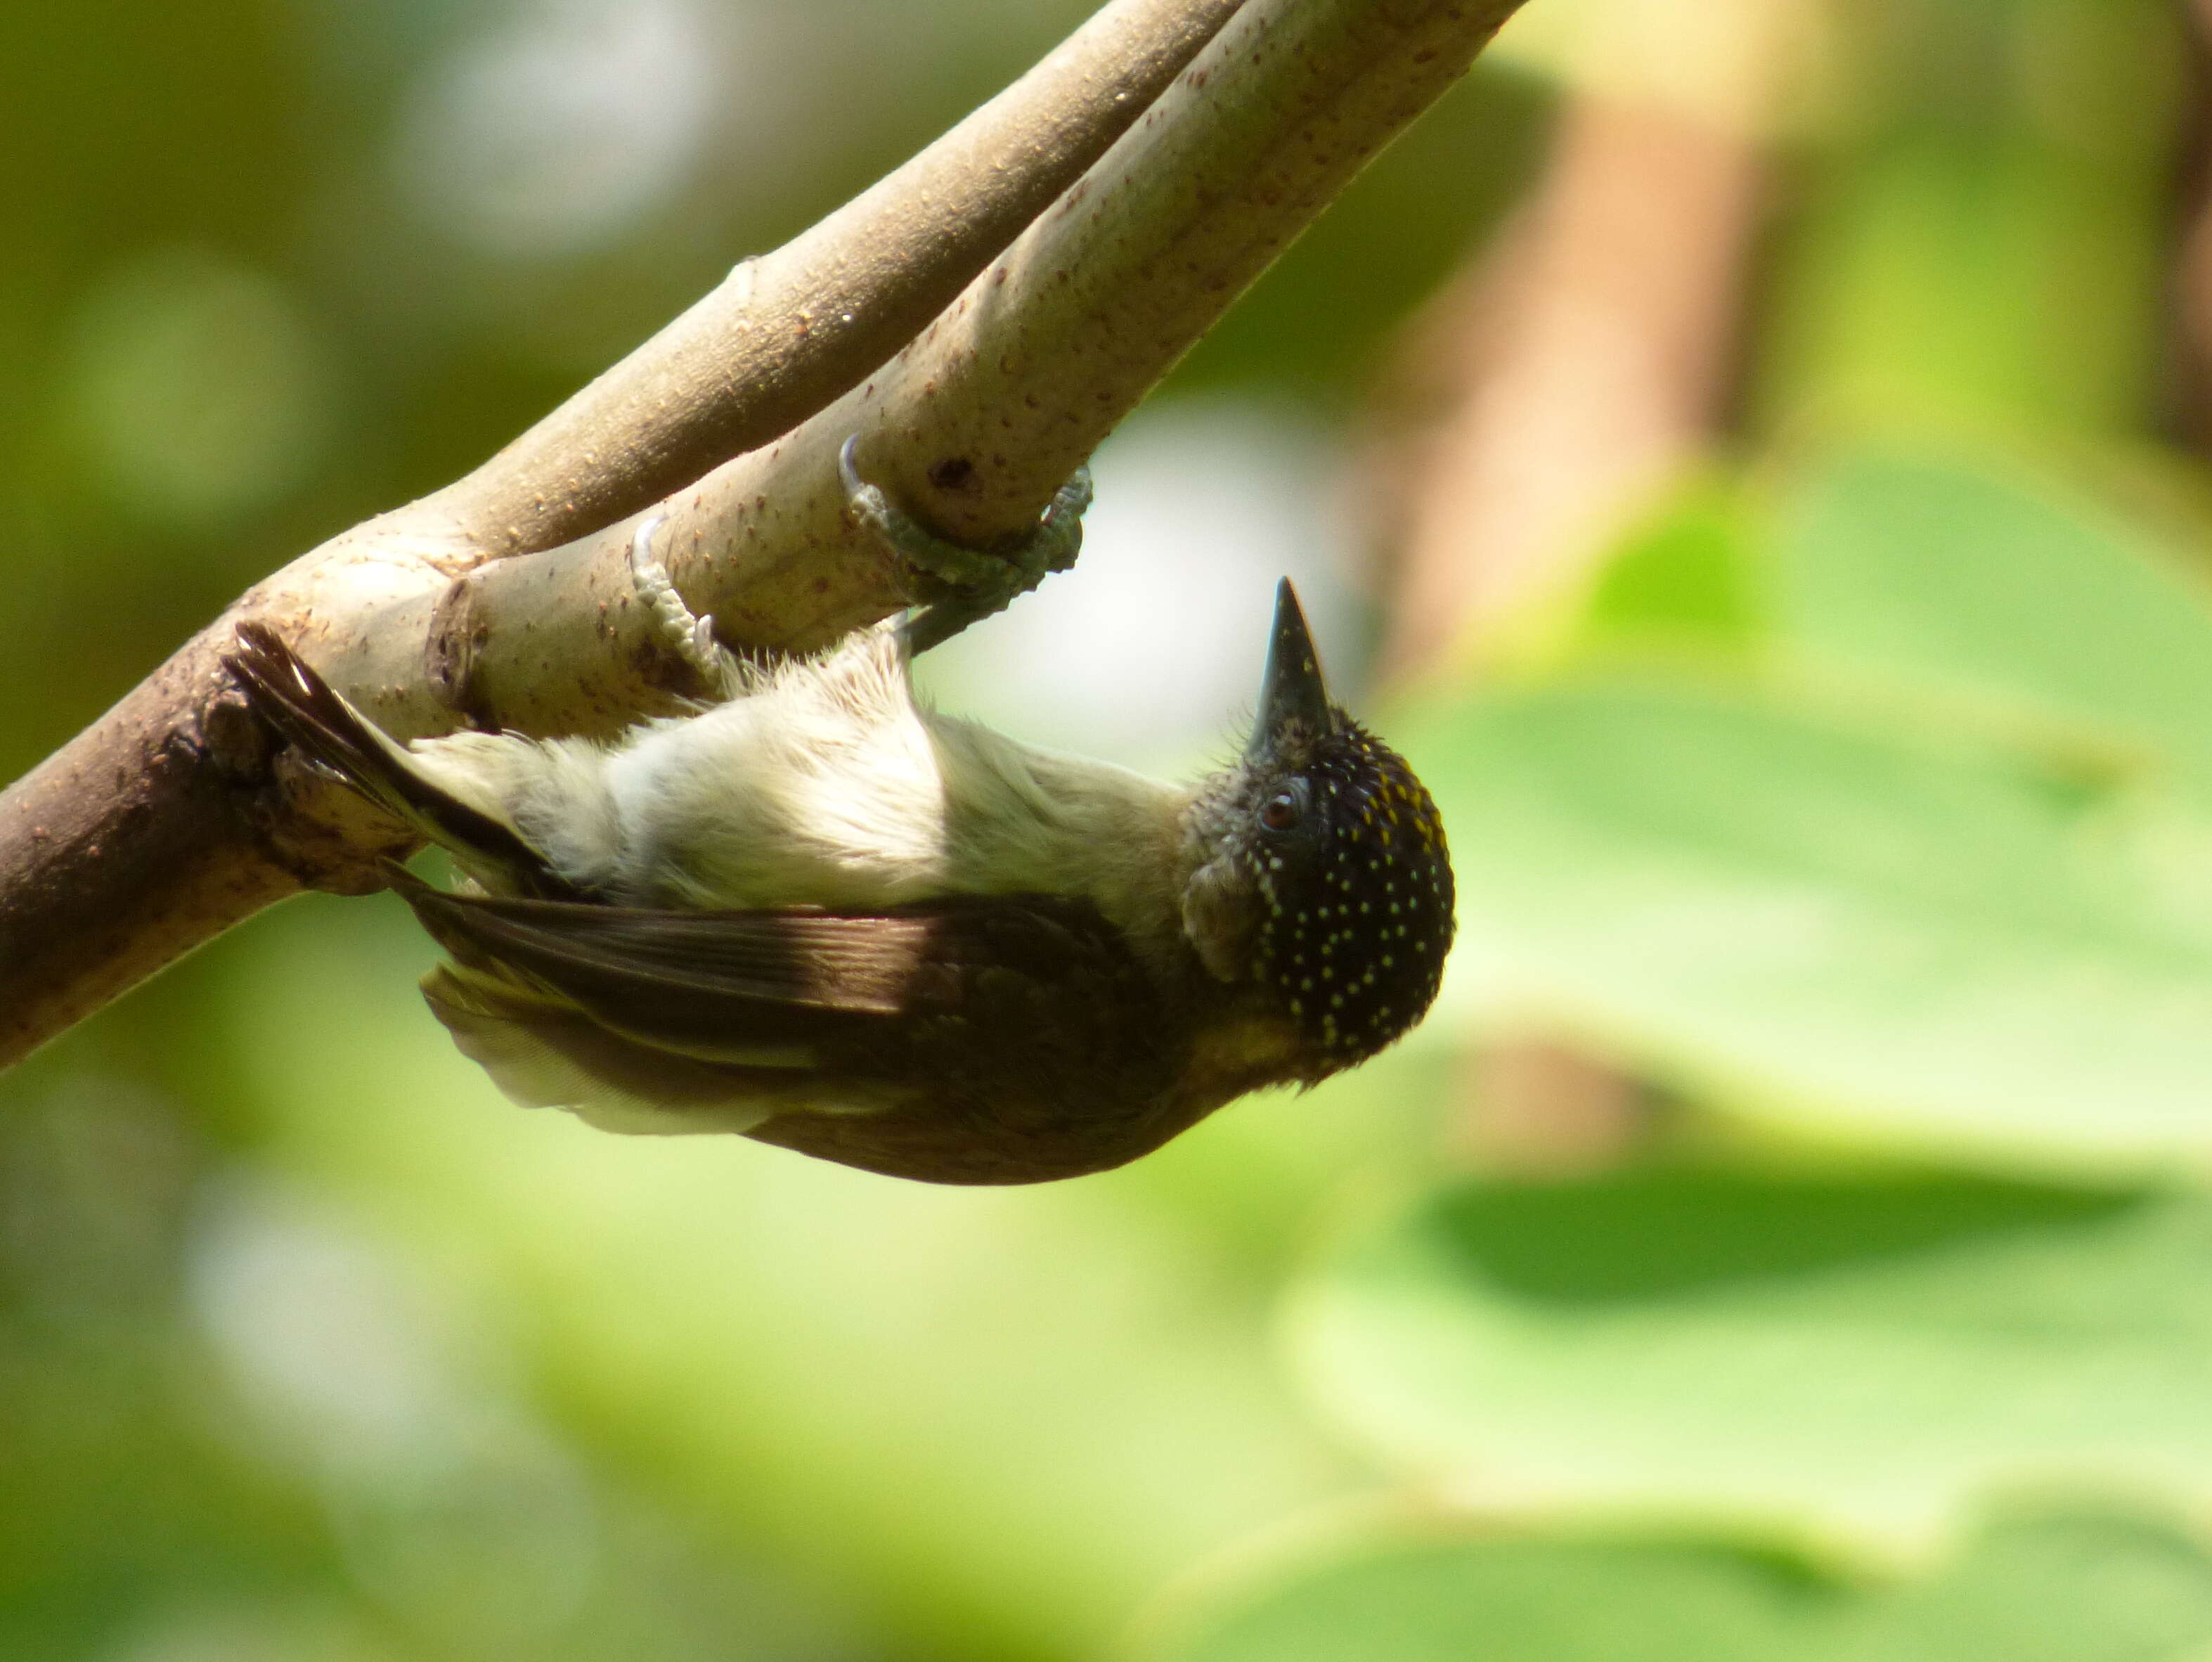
[[228, 453, 1454, 1185]]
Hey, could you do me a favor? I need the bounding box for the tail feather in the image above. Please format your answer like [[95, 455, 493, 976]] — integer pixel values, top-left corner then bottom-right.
[[226, 622, 581, 899]]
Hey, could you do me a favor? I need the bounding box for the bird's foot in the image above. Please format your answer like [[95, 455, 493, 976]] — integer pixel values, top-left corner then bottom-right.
[[839, 435, 1092, 655], [629, 513, 739, 695]]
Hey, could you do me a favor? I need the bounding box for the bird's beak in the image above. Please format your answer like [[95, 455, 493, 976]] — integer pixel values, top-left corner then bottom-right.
[[1247, 579, 1340, 764]]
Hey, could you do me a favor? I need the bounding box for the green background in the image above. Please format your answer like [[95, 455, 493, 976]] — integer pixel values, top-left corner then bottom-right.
[[9, 1, 2212, 1659]]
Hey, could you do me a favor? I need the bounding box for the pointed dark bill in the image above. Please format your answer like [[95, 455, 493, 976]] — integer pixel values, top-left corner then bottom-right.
[[1248, 578, 1340, 764]]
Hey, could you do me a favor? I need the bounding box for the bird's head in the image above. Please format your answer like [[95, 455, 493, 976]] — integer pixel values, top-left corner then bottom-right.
[[1181, 581, 1455, 1074]]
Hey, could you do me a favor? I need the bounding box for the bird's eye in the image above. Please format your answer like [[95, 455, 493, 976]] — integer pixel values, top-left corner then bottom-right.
[[1260, 790, 1302, 832]]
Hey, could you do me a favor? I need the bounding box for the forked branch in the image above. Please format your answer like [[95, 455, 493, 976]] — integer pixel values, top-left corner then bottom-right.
[[0, 0, 1525, 1067]]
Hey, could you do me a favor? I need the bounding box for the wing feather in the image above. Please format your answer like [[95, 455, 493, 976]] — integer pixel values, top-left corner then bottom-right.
[[383, 870, 1187, 1169], [397, 870, 919, 998]]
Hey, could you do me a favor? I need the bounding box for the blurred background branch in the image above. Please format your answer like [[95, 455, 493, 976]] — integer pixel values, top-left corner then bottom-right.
[[1352, 0, 1794, 1172]]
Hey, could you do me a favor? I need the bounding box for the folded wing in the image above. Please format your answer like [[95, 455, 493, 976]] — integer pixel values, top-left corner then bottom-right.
[[388, 871, 1180, 1149]]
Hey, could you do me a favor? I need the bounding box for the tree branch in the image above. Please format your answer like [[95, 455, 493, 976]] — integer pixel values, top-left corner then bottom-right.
[[407, 0, 1250, 558], [0, 0, 1525, 1069]]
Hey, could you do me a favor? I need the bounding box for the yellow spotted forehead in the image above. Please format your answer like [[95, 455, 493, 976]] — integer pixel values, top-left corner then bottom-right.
[[1248, 723, 1454, 1064]]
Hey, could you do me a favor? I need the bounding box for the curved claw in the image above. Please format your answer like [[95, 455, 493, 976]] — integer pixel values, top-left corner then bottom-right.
[[836, 432, 867, 501]]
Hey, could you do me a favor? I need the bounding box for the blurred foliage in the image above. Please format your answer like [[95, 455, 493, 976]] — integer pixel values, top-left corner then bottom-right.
[[1294, 1172, 2212, 1547], [11, 0, 2212, 1660], [1145, 1512, 2212, 1662], [1412, 447, 2212, 1173]]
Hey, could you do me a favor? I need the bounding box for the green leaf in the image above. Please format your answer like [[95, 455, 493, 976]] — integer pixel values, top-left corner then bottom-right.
[[1775, 449, 2212, 781], [1570, 484, 1765, 660], [1289, 1171, 2212, 1544], [1414, 678, 2212, 1169], [1147, 1512, 2212, 1662]]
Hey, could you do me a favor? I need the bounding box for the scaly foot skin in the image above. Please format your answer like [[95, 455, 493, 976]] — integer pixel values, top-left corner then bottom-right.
[[839, 434, 1093, 655], [629, 512, 742, 696]]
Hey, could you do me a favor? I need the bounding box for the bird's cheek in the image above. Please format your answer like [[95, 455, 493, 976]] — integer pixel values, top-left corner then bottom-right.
[[1180, 853, 1257, 984]]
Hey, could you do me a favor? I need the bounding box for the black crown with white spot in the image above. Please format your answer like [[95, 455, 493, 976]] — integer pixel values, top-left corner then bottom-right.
[[1246, 721, 1454, 1067]]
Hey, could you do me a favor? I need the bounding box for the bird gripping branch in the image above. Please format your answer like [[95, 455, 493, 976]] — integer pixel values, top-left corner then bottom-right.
[[228, 453, 1454, 1185]]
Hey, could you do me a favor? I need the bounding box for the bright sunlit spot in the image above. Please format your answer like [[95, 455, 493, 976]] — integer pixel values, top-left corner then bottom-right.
[[389, 0, 719, 257], [916, 398, 1365, 768]]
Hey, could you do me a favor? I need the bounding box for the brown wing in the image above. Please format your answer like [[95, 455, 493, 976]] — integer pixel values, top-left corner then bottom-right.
[[396, 871, 934, 1060], [391, 869, 1184, 1106]]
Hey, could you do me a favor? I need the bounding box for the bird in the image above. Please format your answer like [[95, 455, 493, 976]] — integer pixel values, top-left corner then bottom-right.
[[226, 465, 1454, 1185]]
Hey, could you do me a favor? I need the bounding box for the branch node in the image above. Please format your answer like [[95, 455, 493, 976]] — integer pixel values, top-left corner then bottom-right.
[[199, 689, 273, 783], [425, 576, 496, 731]]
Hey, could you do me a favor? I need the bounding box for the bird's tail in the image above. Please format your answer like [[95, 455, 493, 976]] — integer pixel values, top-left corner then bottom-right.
[[225, 622, 581, 899]]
